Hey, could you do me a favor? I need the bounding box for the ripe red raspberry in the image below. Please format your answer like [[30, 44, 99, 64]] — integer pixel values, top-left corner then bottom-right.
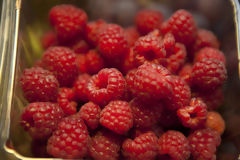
[[57, 88, 77, 116], [49, 4, 87, 42], [130, 98, 163, 128], [132, 63, 172, 100], [163, 33, 176, 56], [79, 102, 101, 130], [89, 129, 122, 160], [194, 47, 226, 65], [133, 35, 166, 66], [47, 115, 89, 159], [85, 19, 106, 46], [191, 58, 227, 90], [121, 48, 137, 75], [69, 39, 90, 54], [98, 24, 129, 59], [76, 54, 87, 73], [135, 9, 163, 35], [162, 9, 197, 46], [178, 64, 193, 86], [206, 111, 225, 135], [85, 50, 105, 74], [20, 102, 64, 139], [177, 98, 208, 128], [166, 43, 187, 73], [20, 67, 59, 102], [100, 100, 133, 134], [42, 46, 78, 87], [41, 30, 57, 49], [191, 29, 220, 54], [125, 26, 140, 46], [122, 131, 158, 160], [86, 68, 126, 106], [192, 87, 224, 110], [73, 74, 91, 102], [158, 130, 191, 160], [164, 75, 191, 111], [188, 128, 221, 160]]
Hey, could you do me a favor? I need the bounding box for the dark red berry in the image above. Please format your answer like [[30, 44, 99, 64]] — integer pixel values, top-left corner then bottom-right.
[[41, 30, 57, 49], [85, 50, 105, 74], [73, 74, 91, 102], [125, 26, 140, 46]]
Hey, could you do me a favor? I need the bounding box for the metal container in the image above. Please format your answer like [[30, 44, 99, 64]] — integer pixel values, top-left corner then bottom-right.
[[0, 0, 240, 159]]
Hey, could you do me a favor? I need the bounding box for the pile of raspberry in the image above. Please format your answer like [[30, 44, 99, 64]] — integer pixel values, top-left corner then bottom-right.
[[20, 4, 227, 160]]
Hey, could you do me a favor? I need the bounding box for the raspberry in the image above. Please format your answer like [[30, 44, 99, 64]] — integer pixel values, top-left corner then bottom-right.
[[135, 9, 163, 35], [206, 111, 225, 135], [164, 75, 191, 111], [41, 30, 57, 49], [177, 98, 208, 128], [125, 26, 140, 46], [121, 48, 137, 75], [47, 115, 89, 159], [191, 58, 227, 90], [79, 102, 101, 130], [191, 29, 220, 54], [100, 100, 133, 134], [188, 128, 221, 160], [76, 54, 87, 73], [49, 4, 87, 42], [166, 42, 186, 73], [178, 64, 193, 85], [69, 39, 90, 54], [20, 102, 64, 139], [123, 69, 137, 101], [194, 47, 226, 65], [85, 19, 106, 46], [20, 67, 59, 102], [89, 129, 122, 160], [98, 24, 129, 59], [192, 88, 224, 110], [158, 130, 191, 160], [132, 63, 172, 100], [86, 68, 126, 106], [130, 98, 163, 128], [133, 35, 166, 66], [162, 9, 197, 46], [57, 88, 77, 116], [163, 33, 176, 56], [42, 46, 78, 87], [122, 131, 158, 160], [73, 74, 91, 102], [85, 50, 105, 74]]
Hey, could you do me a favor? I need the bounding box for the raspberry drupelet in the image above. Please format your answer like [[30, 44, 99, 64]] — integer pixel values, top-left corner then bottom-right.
[[73, 74, 91, 102]]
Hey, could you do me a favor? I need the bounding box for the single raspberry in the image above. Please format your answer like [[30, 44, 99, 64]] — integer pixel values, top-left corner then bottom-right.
[[41, 30, 57, 49], [73, 74, 91, 102], [76, 54, 87, 73], [122, 131, 158, 160], [31, 140, 49, 158], [163, 32, 176, 56], [162, 9, 197, 46], [20, 67, 59, 102], [205, 111, 225, 135], [85, 50, 105, 74], [57, 88, 77, 116], [49, 4, 87, 42], [132, 63, 172, 100], [164, 75, 191, 111], [88, 129, 122, 160], [158, 130, 191, 160], [135, 9, 163, 35], [69, 39, 90, 54], [191, 58, 227, 90], [121, 48, 137, 75], [133, 35, 166, 66], [194, 47, 226, 65], [42, 46, 78, 87], [159, 108, 180, 128], [166, 43, 186, 73], [86, 68, 126, 106], [98, 24, 129, 59], [130, 98, 163, 128], [85, 19, 106, 46], [191, 29, 220, 54], [192, 88, 224, 110], [178, 64, 193, 86], [20, 102, 64, 139], [100, 100, 133, 134], [177, 98, 208, 128], [188, 128, 221, 160], [47, 115, 89, 159], [79, 102, 101, 130], [125, 26, 140, 46]]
